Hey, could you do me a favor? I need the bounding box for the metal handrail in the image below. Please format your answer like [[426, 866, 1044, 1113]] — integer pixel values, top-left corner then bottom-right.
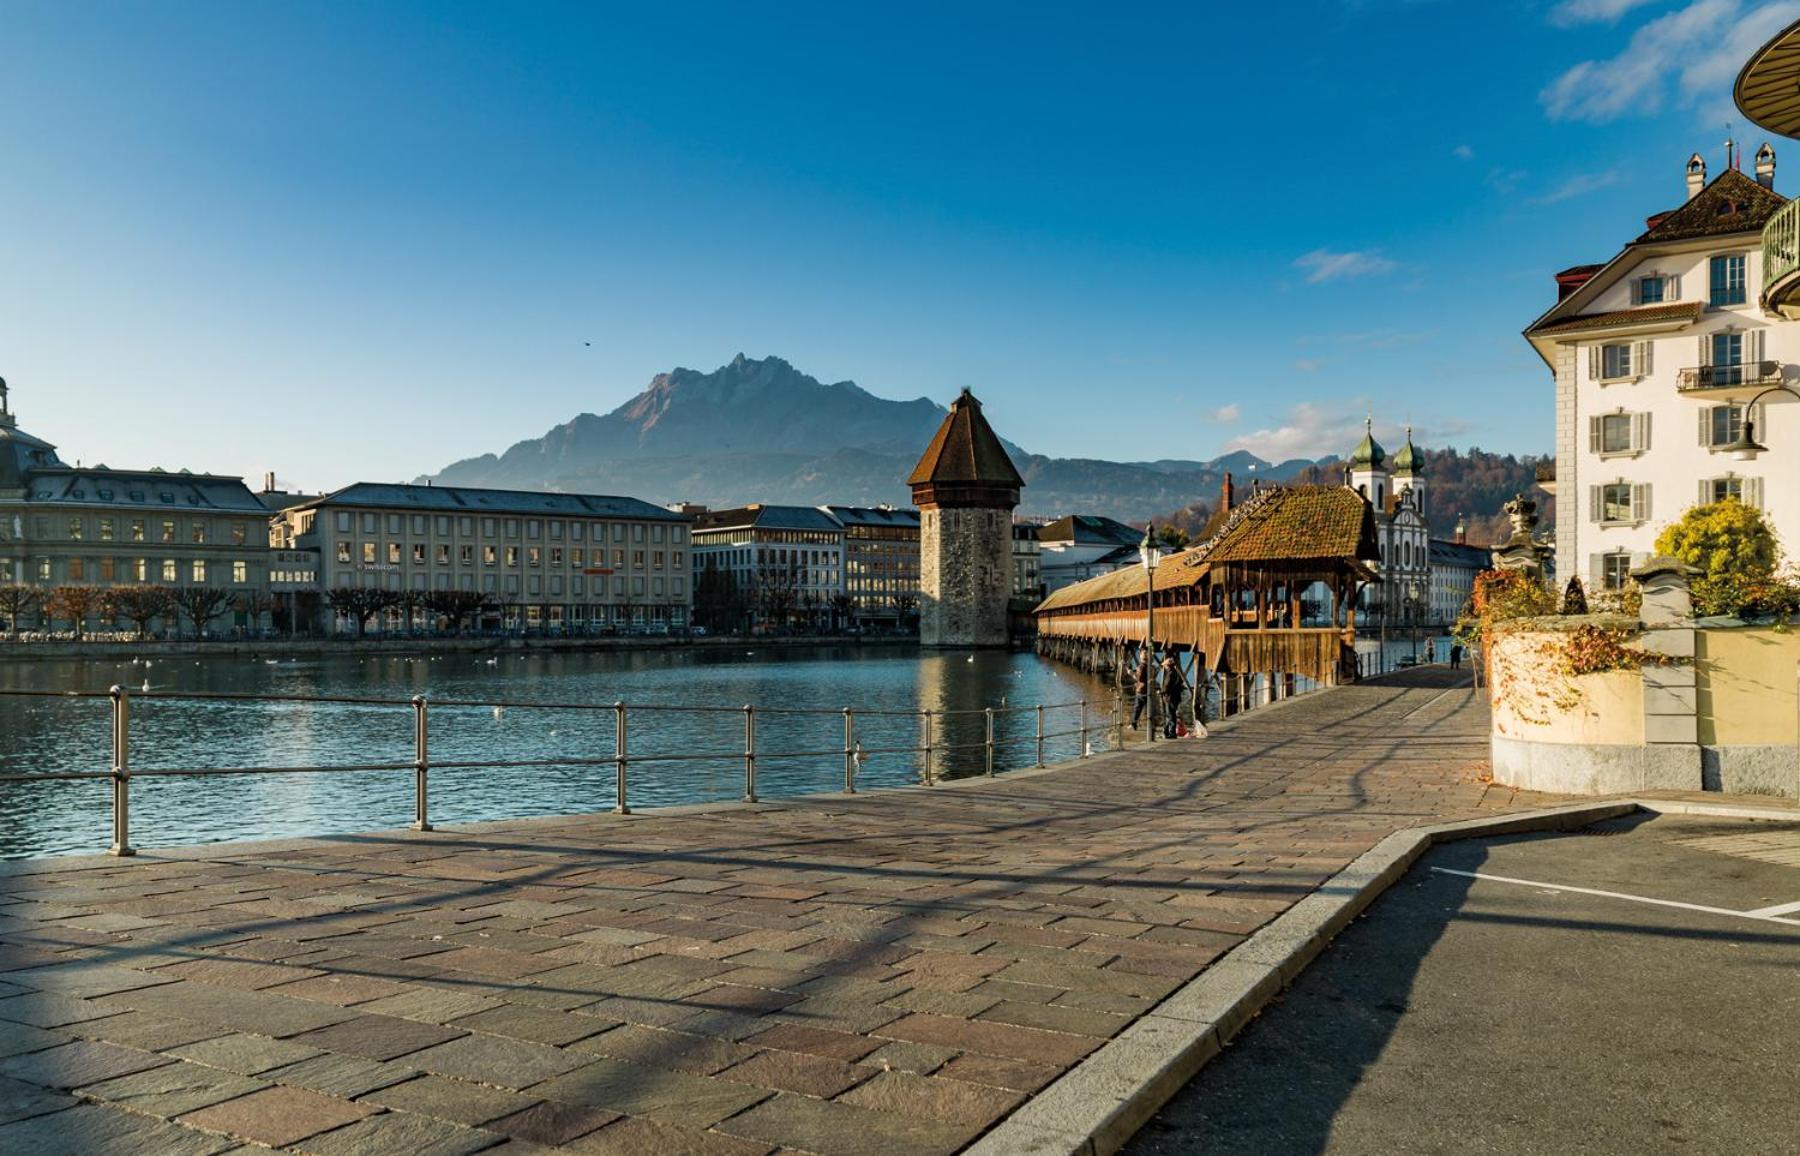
[[1763, 198, 1800, 306], [0, 686, 1114, 856], [1675, 361, 1783, 391]]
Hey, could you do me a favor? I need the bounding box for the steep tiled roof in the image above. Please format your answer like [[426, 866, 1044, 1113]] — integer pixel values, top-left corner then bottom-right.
[[907, 390, 1025, 490], [1635, 168, 1786, 243], [1531, 300, 1702, 335], [1035, 485, 1375, 613]]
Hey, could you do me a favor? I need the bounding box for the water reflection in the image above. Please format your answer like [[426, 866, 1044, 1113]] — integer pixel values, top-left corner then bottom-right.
[[0, 647, 1114, 858]]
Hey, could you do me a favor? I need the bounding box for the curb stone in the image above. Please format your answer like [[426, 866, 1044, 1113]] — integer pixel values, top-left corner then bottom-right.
[[960, 797, 1766, 1156]]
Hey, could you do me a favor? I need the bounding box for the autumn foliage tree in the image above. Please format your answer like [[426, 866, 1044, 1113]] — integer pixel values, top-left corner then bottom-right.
[[106, 586, 176, 640], [0, 584, 41, 638], [43, 585, 107, 640], [1653, 498, 1788, 617]]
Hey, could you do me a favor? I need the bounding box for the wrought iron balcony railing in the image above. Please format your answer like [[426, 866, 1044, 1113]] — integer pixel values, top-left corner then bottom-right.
[[1676, 361, 1783, 393]]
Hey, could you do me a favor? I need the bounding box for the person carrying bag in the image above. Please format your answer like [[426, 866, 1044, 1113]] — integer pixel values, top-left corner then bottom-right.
[[1158, 654, 1188, 739]]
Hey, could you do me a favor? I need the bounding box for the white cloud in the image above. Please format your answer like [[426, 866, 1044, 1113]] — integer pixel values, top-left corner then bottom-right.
[[1549, 0, 1662, 26], [1534, 167, 1625, 203], [1452, 144, 1475, 160], [1292, 248, 1397, 284], [1542, 0, 1797, 124], [1210, 403, 1242, 423], [1293, 358, 1323, 373], [1223, 404, 1463, 461]]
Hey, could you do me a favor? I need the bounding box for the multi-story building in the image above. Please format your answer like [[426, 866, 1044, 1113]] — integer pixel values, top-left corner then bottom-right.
[[1429, 521, 1489, 626], [273, 483, 691, 633], [1346, 420, 1432, 626], [1526, 148, 1797, 590], [820, 505, 919, 628], [690, 504, 845, 632], [1011, 521, 1043, 601], [1036, 514, 1141, 594], [0, 380, 273, 633]]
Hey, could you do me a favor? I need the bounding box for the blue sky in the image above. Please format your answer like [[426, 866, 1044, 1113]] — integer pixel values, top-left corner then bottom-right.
[[3, 0, 1796, 490]]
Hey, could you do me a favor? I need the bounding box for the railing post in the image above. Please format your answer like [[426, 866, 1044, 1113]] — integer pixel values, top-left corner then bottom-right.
[[411, 694, 431, 832], [743, 705, 757, 803], [984, 708, 996, 777], [1035, 705, 1045, 768], [843, 708, 856, 794], [922, 709, 935, 785], [108, 685, 133, 857], [1079, 699, 1090, 757], [613, 701, 630, 815]]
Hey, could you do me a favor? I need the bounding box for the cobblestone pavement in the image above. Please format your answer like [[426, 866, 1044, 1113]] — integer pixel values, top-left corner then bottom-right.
[[0, 680, 1545, 1154]]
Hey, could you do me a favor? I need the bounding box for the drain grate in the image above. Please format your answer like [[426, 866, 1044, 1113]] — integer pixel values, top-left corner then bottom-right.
[[1672, 828, 1800, 867]]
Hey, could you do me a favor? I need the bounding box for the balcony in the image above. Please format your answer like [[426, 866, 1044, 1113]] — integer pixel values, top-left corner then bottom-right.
[[1761, 198, 1800, 318], [1675, 361, 1784, 400]]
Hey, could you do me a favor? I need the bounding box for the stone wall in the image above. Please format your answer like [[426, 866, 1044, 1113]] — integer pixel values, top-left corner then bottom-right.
[[920, 507, 1011, 648]]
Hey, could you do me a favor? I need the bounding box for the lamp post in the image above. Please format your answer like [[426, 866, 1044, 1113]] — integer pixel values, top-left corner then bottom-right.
[[1408, 580, 1422, 662], [1140, 525, 1163, 742], [1720, 384, 1800, 460]]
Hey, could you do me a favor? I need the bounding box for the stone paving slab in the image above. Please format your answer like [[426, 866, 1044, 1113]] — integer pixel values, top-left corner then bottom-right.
[[0, 681, 1551, 1153]]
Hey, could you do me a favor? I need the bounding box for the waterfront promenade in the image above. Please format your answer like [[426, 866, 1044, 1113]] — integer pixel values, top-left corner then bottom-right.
[[0, 676, 1544, 1154]]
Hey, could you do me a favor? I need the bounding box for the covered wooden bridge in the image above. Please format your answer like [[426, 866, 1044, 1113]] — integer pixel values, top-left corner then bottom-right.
[[1033, 485, 1379, 700]]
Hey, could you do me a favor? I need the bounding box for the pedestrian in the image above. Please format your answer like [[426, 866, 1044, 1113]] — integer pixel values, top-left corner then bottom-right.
[[1450, 642, 1463, 671], [1130, 654, 1151, 730], [1425, 637, 1436, 664], [1159, 654, 1188, 739]]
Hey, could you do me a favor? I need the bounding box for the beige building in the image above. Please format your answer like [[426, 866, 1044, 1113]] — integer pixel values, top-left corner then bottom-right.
[[822, 505, 920, 627], [273, 483, 692, 634], [0, 380, 273, 633]]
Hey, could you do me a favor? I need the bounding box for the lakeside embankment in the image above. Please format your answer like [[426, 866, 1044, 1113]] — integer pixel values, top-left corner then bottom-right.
[[0, 632, 934, 663]]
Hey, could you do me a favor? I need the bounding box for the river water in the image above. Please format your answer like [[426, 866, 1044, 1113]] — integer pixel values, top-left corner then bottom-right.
[[0, 647, 1118, 859]]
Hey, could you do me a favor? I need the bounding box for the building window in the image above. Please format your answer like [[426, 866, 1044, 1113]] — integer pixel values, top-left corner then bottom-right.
[[362, 542, 376, 564], [484, 545, 497, 565], [1601, 552, 1633, 591], [67, 518, 83, 541], [232, 523, 247, 545], [336, 512, 353, 533], [506, 546, 520, 566], [68, 557, 85, 580], [134, 559, 147, 581], [1711, 330, 1743, 368], [549, 548, 562, 567], [233, 561, 247, 584], [1593, 481, 1648, 525], [98, 518, 114, 541], [1637, 276, 1664, 304], [1707, 476, 1744, 503], [130, 519, 145, 542], [528, 547, 541, 567], [1590, 411, 1646, 456], [1709, 254, 1746, 306], [1601, 343, 1633, 380], [192, 560, 206, 583], [387, 543, 401, 564], [412, 544, 426, 563], [336, 543, 352, 564], [161, 520, 176, 543], [162, 560, 178, 583], [1704, 404, 1744, 449], [99, 558, 115, 582], [191, 522, 207, 545]]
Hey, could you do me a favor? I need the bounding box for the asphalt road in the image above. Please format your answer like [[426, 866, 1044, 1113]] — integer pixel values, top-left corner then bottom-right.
[[1124, 813, 1800, 1155]]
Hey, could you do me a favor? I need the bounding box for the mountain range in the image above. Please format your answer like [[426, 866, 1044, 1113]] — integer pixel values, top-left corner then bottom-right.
[[422, 354, 1541, 535]]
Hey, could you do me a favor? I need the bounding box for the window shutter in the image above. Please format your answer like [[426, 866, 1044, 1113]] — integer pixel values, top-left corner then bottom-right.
[[1588, 415, 1601, 452], [1632, 411, 1650, 452], [1748, 400, 1763, 433], [1637, 340, 1652, 375], [1665, 275, 1680, 301], [1589, 553, 1604, 586], [1699, 479, 1712, 506], [1629, 278, 1641, 306], [1747, 477, 1764, 509], [1750, 327, 1764, 365], [1589, 346, 1602, 380], [1699, 408, 1712, 447], [1632, 483, 1650, 523], [1588, 484, 1603, 523], [1698, 334, 1711, 366]]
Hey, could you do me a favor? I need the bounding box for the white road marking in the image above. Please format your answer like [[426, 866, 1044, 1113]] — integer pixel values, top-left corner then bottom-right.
[[1745, 899, 1800, 917], [1428, 867, 1800, 927]]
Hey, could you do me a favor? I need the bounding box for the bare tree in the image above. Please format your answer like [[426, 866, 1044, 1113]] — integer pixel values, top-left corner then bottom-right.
[[829, 593, 855, 631], [424, 590, 492, 632], [105, 586, 175, 640], [325, 587, 400, 638], [43, 585, 107, 640], [0, 584, 41, 639], [171, 586, 233, 639], [236, 590, 276, 635]]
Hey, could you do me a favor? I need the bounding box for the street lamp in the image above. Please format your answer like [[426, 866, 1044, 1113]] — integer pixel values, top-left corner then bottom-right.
[[1721, 384, 1800, 461], [1141, 525, 1163, 742], [1408, 580, 1422, 662]]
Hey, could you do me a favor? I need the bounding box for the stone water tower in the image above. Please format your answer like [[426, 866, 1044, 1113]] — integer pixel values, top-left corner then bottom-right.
[[907, 389, 1024, 647]]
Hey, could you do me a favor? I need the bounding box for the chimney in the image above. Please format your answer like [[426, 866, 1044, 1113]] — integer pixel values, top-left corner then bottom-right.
[[1686, 152, 1707, 201], [262, 471, 276, 493], [1756, 142, 1776, 189], [1454, 514, 1467, 546], [1220, 471, 1234, 515]]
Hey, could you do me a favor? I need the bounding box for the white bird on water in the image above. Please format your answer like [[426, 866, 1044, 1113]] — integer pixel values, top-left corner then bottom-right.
[[492, 706, 505, 721]]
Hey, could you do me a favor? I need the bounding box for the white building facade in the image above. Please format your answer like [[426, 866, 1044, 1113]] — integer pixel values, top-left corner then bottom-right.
[[1528, 151, 1797, 590], [1347, 421, 1432, 625]]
